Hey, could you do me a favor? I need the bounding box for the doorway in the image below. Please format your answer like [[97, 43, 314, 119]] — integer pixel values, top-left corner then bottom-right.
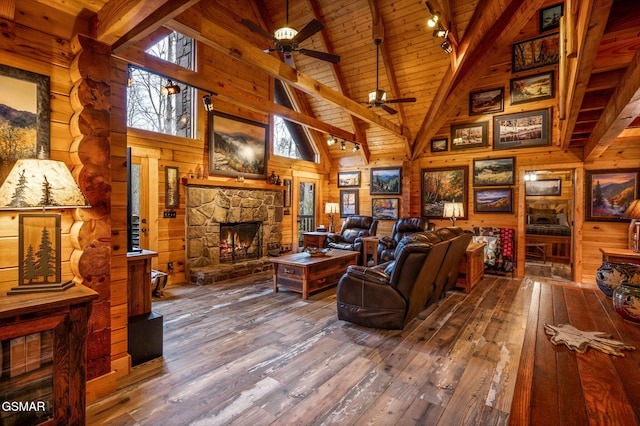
[[523, 168, 574, 281], [298, 181, 316, 247]]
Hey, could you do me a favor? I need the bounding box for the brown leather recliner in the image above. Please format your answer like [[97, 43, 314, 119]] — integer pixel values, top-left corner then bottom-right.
[[427, 227, 474, 305], [326, 215, 378, 265], [376, 217, 432, 263], [336, 232, 450, 329]]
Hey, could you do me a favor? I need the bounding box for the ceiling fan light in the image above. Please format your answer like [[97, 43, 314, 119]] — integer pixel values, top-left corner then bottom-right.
[[274, 26, 298, 40], [369, 89, 386, 103]]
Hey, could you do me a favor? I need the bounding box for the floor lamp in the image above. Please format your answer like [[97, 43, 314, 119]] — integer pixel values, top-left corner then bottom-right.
[[0, 159, 90, 294]]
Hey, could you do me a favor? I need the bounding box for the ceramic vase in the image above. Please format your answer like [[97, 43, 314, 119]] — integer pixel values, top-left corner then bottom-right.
[[610, 263, 640, 323], [596, 262, 627, 297]]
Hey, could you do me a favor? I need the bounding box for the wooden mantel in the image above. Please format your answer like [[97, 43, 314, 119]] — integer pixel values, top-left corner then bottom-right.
[[182, 177, 284, 191]]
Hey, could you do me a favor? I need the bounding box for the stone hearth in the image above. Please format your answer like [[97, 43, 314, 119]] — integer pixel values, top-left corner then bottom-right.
[[185, 183, 283, 283]]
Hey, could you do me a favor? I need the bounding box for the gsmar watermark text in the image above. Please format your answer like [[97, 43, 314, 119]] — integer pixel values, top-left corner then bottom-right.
[[2, 401, 47, 411]]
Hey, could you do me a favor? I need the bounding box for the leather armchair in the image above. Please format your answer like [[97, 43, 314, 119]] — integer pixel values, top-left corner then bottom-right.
[[326, 215, 378, 264], [376, 217, 432, 263], [336, 232, 450, 329]]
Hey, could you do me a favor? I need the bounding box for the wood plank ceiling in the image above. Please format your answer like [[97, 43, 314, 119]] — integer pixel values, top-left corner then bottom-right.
[[10, 0, 640, 164]]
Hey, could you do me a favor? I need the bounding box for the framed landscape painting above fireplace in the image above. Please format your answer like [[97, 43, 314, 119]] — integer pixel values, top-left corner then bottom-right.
[[209, 111, 268, 180]]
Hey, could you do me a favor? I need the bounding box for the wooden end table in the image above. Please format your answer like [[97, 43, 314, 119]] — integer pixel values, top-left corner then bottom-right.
[[270, 249, 359, 299], [456, 241, 486, 293], [360, 236, 380, 266], [600, 247, 640, 265]]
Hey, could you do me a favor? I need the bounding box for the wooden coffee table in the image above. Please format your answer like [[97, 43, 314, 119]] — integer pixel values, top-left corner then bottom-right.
[[270, 249, 359, 299]]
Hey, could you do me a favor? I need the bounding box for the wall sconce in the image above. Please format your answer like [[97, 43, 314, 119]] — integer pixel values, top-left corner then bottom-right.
[[442, 202, 464, 226], [202, 93, 214, 112], [0, 159, 91, 294], [622, 199, 640, 252], [327, 135, 337, 146], [161, 79, 180, 96], [325, 202, 340, 232]]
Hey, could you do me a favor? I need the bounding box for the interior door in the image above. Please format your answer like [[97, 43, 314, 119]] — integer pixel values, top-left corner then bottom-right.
[[298, 181, 316, 247], [129, 147, 160, 267]]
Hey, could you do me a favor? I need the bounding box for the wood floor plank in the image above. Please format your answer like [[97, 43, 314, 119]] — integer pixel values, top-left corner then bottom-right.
[[86, 270, 640, 425]]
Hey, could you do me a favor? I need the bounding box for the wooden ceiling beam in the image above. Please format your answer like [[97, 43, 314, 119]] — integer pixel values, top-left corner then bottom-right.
[[91, 0, 200, 50], [412, 0, 545, 159], [584, 46, 640, 161], [115, 47, 356, 143], [0, 0, 14, 19], [559, 0, 613, 150], [167, 9, 408, 140]]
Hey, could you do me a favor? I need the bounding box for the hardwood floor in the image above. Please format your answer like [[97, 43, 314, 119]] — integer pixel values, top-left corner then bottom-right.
[[86, 270, 630, 425]]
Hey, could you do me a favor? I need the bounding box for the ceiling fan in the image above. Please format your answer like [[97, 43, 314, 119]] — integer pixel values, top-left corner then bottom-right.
[[240, 0, 340, 68], [363, 38, 416, 115]]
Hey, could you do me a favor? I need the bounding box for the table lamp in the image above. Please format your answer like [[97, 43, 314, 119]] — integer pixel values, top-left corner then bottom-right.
[[0, 159, 90, 294], [325, 202, 340, 232], [443, 202, 464, 226], [622, 199, 640, 252]]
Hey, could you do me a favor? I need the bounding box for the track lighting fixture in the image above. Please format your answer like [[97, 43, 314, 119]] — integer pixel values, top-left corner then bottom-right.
[[340, 141, 346, 151], [425, 1, 440, 27], [202, 93, 215, 112], [441, 39, 453, 54], [433, 27, 448, 39], [327, 135, 360, 153], [327, 135, 337, 146], [161, 79, 180, 96]]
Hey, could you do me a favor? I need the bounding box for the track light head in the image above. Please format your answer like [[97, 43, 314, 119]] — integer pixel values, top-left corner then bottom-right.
[[161, 79, 180, 96]]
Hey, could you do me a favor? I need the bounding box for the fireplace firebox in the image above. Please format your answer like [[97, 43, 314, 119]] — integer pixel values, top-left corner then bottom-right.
[[219, 221, 262, 264]]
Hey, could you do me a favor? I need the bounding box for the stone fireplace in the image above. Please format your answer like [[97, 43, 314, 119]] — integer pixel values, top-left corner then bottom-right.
[[185, 183, 283, 284]]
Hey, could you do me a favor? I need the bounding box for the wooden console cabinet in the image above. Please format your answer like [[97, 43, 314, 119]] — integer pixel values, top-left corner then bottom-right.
[[0, 285, 98, 425], [600, 247, 640, 265], [456, 242, 486, 293], [302, 232, 329, 248]]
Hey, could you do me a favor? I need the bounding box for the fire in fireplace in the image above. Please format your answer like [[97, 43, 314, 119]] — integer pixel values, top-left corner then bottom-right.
[[219, 221, 262, 264]]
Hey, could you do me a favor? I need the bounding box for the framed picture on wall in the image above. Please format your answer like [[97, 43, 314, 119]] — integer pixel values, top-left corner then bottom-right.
[[512, 33, 560, 73], [525, 179, 562, 196], [451, 122, 488, 150], [493, 108, 551, 150], [338, 171, 361, 188], [209, 111, 268, 180], [372, 198, 399, 220], [510, 71, 554, 105], [585, 169, 639, 221], [473, 157, 515, 186], [370, 167, 402, 195], [339, 190, 359, 218], [0, 64, 50, 186], [431, 138, 448, 153], [474, 188, 514, 213], [540, 3, 563, 33], [469, 87, 504, 115], [420, 166, 468, 219]]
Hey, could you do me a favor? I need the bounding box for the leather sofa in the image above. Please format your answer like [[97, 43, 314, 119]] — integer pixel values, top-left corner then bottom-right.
[[326, 215, 378, 265], [376, 217, 432, 263], [336, 227, 472, 330]]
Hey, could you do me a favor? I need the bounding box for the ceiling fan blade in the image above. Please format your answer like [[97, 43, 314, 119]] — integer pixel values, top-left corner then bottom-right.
[[381, 104, 399, 115], [293, 19, 324, 44], [283, 53, 296, 68], [386, 97, 417, 104], [240, 19, 278, 43], [298, 49, 341, 64]]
